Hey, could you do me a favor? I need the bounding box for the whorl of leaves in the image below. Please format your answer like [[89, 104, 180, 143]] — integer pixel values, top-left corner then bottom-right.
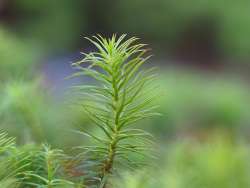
[[71, 34, 158, 187]]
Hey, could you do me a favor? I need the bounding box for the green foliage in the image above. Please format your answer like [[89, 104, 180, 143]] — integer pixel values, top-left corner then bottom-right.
[[149, 69, 250, 138], [115, 0, 250, 58], [3, 29, 249, 187], [164, 140, 250, 188], [0, 131, 75, 188], [0, 80, 50, 143], [71, 35, 157, 187], [4, 0, 250, 57], [0, 131, 29, 187], [0, 77, 92, 148], [0, 28, 38, 79], [25, 144, 73, 187], [0, 34, 158, 187], [13, 0, 87, 52], [114, 137, 250, 188]]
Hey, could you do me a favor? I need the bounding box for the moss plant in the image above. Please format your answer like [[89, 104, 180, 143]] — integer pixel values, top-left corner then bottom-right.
[[0, 131, 73, 188], [71, 34, 158, 187], [0, 131, 30, 187], [25, 144, 73, 187]]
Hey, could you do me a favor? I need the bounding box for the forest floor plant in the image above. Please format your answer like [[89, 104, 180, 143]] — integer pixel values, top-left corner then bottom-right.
[[0, 130, 74, 188], [71, 34, 158, 187]]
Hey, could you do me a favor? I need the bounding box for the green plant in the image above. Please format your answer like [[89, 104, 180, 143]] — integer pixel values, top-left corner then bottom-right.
[[0, 131, 74, 188], [0, 131, 31, 187], [25, 144, 73, 188], [71, 34, 158, 187]]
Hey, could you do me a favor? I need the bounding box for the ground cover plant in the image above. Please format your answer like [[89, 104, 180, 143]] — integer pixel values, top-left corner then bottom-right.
[[0, 35, 157, 188], [70, 34, 157, 187]]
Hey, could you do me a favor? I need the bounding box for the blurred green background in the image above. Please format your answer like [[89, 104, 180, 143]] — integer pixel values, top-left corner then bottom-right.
[[1, 0, 250, 187]]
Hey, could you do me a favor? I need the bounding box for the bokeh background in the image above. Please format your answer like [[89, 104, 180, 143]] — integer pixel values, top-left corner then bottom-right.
[[1, 1, 250, 187]]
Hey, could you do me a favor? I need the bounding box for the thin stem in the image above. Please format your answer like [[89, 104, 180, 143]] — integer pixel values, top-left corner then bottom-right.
[[100, 62, 124, 187]]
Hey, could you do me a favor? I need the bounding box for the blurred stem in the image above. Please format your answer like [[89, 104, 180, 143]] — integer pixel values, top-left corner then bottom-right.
[[46, 149, 53, 188]]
